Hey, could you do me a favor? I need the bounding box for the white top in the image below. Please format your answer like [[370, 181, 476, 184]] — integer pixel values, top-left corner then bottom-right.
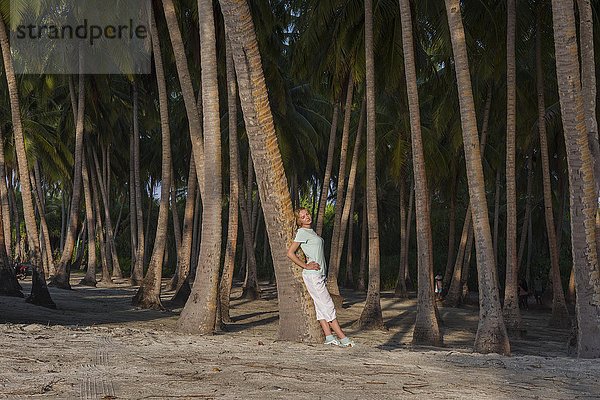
[[294, 227, 326, 276]]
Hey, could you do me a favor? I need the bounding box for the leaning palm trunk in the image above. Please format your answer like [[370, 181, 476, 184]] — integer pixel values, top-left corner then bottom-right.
[[133, 3, 172, 309], [177, 0, 222, 333], [33, 163, 54, 275], [316, 103, 340, 235], [91, 161, 111, 285], [503, 0, 522, 333], [445, 0, 510, 355], [356, 0, 384, 330], [218, 0, 322, 342], [550, 0, 600, 358], [327, 76, 354, 305], [0, 127, 11, 260], [52, 66, 86, 290], [0, 16, 54, 307], [219, 38, 241, 323], [399, 0, 442, 345]]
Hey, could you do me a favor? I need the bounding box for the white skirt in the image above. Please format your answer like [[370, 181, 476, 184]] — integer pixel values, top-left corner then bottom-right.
[[303, 273, 337, 322]]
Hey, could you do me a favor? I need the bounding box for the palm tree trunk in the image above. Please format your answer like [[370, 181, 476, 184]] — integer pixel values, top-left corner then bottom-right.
[[503, 0, 522, 333], [404, 183, 415, 290], [327, 76, 354, 303], [395, 179, 408, 298], [133, 2, 172, 309], [51, 59, 86, 290], [399, 0, 442, 345], [220, 37, 241, 323], [238, 158, 260, 300], [443, 171, 457, 293], [178, 0, 223, 333], [344, 187, 356, 288], [445, 0, 510, 355], [516, 156, 533, 272], [550, 2, 599, 356], [219, 0, 323, 342], [129, 132, 137, 279], [316, 103, 340, 235], [0, 133, 20, 297], [528, 7, 571, 327], [337, 98, 365, 289], [80, 149, 97, 286], [0, 126, 11, 261], [356, 0, 384, 331], [30, 171, 50, 276], [0, 16, 54, 307], [33, 162, 54, 275], [492, 167, 501, 266], [357, 200, 367, 292], [161, 0, 205, 197], [130, 81, 145, 284], [91, 161, 111, 285]]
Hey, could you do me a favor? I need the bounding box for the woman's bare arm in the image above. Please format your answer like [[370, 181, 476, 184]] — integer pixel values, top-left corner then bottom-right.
[[287, 241, 319, 270]]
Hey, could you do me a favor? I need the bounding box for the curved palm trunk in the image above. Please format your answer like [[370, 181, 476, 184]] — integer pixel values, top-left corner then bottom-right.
[[80, 150, 97, 286], [503, 0, 522, 333], [0, 16, 54, 307], [445, 0, 510, 355], [336, 98, 365, 288], [177, 0, 222, 333], [33, 163, 54, 276], [316, 103, 340, 235], [162, 0, 205, 197], [327, 76, 354, 304], [356, 0, 384, 331], [218, 0, 322, 342], [551, 0, 600, 358], [52, 64, 86, 290], [131, 81, 145, 285], [399, 0, 442, 345], [133, 3, 172, 309], [219, 38, 241, 323]]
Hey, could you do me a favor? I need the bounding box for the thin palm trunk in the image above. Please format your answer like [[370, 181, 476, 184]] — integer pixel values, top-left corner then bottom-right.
[[443, 172, 457, 293], [33, 163, 54, 275], [516, 156, 532, 273], [445, 0, 510, 355], [0, 129, 11, 261], [395, 179, 408, 297], [80, 149, 97, 286], [51, 61, 86, 289], [356, 0, 384, 330], [178, 0, 222, 333], [492, 167, 501, 266], [133, 3, 172, 309], [220, 38, 241, 323], [404, 183, 414, 289], [91, 161, 111, 285], [399, 0, 442, 345], [218, 0, 323, 341], [0, 16, 53, 307], [344, 187, 356, 287], [316, 103, 340, 235], [130, 81, 145, 284], [357, 200, 367, 292], [327, 76, 354, 302]]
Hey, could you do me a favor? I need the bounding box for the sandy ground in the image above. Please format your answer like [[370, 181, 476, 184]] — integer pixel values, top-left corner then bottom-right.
[[1, 274, 599, 399]]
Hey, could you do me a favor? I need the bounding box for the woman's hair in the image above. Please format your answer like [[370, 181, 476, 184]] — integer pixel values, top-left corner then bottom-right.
[[293, 207, 308, 228]]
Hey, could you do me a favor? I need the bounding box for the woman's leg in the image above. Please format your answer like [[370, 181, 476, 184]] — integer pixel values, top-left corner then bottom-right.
[[328, 319, 346, 339], [319, 320, 333, 336]]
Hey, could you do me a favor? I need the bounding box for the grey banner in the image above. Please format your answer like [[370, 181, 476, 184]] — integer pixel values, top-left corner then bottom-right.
[[10, 0, 151, 74]]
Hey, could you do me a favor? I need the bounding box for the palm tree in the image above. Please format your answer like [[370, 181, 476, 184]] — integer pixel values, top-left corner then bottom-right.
[[0, 15, 54, 308], [218, 0, 323, 342], [444, 0, 510, 355], [399, 0, 443, 346], [503, 0, 521, 333], [79, 149, 97, 286], [315, 103, 339, 236], [356, 0, 384, 331], [177, 0, 222, 333], [132, 1, 172, 310], [550, 0, 600, 358]]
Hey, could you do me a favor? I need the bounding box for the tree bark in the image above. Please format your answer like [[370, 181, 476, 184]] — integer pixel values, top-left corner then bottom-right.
[[316, 103, 340, 235], [218, 0, 323, 342], [356, 0, 384, 331], [445, 0, 510, 355]]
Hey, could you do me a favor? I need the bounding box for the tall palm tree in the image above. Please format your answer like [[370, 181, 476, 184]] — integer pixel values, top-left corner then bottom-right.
[[315, 104, 340, 236], [0, 15, 54, 308], [79, 149, 97, 286], [219, 0, 323, 342], [177, 0, 222, 333], [132, 2, 172, 310], [356, 0, 384, 330], [444, 0, 510, 355], [503, 0, 521, 332], [399, 0, 442, 346], [550, 0, 600, 358]]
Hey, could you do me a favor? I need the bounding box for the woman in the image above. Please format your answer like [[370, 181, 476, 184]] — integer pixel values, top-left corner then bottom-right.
[[286, 208, 355, 347]]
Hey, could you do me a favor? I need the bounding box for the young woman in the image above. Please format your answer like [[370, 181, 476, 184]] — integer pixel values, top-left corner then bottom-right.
[[286, 207, 355, 347]]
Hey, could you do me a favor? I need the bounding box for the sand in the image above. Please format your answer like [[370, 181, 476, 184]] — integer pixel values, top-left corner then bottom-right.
[[1, 275, 599, 399]]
